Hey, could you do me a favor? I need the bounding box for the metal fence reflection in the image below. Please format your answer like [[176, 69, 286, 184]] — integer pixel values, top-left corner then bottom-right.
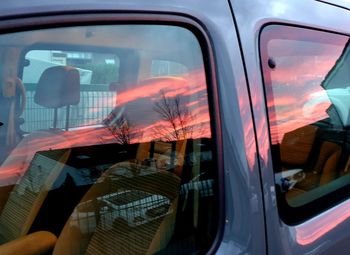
[[22, 84, 116, 132]]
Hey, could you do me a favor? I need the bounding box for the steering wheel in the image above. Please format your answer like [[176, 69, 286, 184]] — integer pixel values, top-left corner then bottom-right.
[[15, 77, 26, 116]]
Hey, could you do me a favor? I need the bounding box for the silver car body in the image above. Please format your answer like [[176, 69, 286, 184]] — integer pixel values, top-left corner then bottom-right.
[[1, 0, 350, 254]]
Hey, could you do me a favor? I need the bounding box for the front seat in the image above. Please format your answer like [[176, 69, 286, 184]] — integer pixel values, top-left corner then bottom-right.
[[0, 149, 71, 243]]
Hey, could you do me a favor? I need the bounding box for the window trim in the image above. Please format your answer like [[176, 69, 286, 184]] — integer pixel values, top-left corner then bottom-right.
[[0, 12, 225, 253]]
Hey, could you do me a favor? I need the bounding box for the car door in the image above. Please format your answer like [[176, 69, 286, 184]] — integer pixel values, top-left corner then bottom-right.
[[231, 0, 350, 254], [0, 0, 267, 254]]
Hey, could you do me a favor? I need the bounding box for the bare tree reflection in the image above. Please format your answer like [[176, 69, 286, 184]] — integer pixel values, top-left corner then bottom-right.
[[153, 91, 196, 141], [109, 114, 134, 145]]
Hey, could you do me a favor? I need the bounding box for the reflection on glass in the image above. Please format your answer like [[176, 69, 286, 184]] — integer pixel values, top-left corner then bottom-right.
[[262, 25, 350, 221], [0, 25, 216, 254]]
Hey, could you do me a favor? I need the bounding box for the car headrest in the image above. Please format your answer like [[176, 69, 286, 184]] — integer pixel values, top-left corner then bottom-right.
[[34, 66, 80, 108]]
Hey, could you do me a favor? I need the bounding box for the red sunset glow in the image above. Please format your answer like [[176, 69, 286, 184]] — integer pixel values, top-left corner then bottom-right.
[[266, 55, 341, 143], [0, 68, 211, 185], [260, 26, 349, 144], [107, 68, 211, 142], [236, 76, 261, 169], [116, 77, 185, 106], [296, 199, 350, 245]]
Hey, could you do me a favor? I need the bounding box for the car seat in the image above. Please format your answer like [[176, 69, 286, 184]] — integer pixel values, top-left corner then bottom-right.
[[53, 167, 181, 255], [0, 149, 71, 243], [294, 141, 342, 190], [280, 125, 319, 167]]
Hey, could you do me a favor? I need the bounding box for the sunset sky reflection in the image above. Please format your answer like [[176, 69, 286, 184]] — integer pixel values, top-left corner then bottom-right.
[[0, 68, 211, 185]]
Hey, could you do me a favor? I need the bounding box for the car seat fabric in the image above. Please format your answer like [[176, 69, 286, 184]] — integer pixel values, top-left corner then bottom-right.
[[316, 141, 342, 186], [280, 125, 319, 166], [53, 167, 181, 255], [154, 140, 187, 177], [313, 141, 341, 174], [0, 149, 70, 243], [293, 141, 342, 191], [0, 231, 57, 255]]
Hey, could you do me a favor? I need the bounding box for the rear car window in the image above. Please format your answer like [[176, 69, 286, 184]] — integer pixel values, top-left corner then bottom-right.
[[260, 24, 350, 223], [0, 24, 218, 254], [22, 50, 119, 131]]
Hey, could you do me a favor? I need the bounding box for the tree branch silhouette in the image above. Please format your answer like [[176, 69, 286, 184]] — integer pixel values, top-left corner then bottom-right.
[[109, 114, 134, 145], [153, 91, 194, 141]]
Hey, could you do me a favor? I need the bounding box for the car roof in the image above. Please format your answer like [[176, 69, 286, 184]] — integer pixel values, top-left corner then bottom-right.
[[317, 0, 350, 10], [0, 0, 181, 19]]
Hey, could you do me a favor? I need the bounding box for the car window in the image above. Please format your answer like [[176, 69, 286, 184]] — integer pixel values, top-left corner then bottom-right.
[[0, 24, 218, 254], [260, 24, 350, 223]]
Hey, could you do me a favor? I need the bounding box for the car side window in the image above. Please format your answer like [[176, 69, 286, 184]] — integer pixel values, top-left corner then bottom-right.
[[0, 24, 218, 254], [260, 24, 350, 223]]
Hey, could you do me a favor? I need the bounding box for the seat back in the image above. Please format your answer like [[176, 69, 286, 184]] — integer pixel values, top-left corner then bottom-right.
[[315, 141, 342, 186], [153, 140, 187, 174], [53, 167, 180, 255], [0, 149, 70, 243], [280, 125, 319, 166]]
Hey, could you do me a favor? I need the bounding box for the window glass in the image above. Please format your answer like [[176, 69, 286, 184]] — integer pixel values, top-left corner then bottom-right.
[[261, 25, 350, 223], [0, 25, 217, 254]]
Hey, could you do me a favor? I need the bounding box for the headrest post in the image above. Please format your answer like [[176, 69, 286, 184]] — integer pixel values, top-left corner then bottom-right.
[[65, 105, 70, 131], [53, 108, 58, 129]]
